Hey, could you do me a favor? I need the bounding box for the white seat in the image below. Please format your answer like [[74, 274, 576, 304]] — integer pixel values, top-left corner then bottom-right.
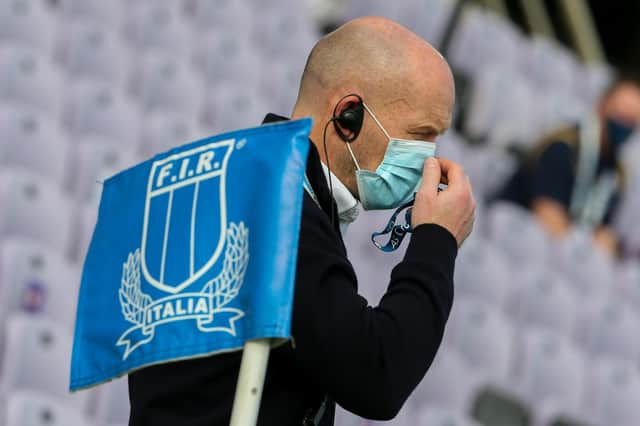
[[582, 358, 640, 426], [0, 0, 54, 52], [0, 238, 80, 332], [139, 111, 207, 158], [190, 0, 252, 30], [124, 1, 191, 56], [71, 201, 98, 263], [200, 84, 266, 134], [250, 7, 318, 59], [401, 0, 456, 48], [446, 298, 515, 383], [129, 53, 202, 116], [509, 272, 577, 336], [616, 260, 640, 312], [54, 21, 128, 86], [5, 390, 94, 426], [192, 30, 258, 88], [486, 202, 549, 266], [67, 138, 138, 204], [62, 82, 140, 147], [0, 168, 73, 253], [94, 377, 129, 425], [514, 327, 586, 413], [522, 36, 578, 94], [0, 45, 62, 115], [0, 315, 90, 411], [0, 106, 70, 186], [258, 58, 306, 117], [412, 349, 483, 414], [58, 0, 122, 26], [453, 244, 511, 310], [575, 297, 640, 364], [414, 403, 481, 426]]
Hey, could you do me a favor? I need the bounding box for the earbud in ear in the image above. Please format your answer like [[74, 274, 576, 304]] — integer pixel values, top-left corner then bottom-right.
[[333, 94, 364, 143]]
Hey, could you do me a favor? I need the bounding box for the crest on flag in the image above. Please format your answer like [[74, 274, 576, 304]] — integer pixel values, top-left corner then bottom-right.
[[116, 140, 250, 360]]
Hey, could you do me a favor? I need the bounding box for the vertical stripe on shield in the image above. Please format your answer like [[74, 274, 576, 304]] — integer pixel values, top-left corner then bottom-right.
[[163, 184, 197, 287]]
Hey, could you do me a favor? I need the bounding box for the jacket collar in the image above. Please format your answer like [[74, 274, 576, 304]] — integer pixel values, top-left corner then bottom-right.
[[262, 113, 341, 233]]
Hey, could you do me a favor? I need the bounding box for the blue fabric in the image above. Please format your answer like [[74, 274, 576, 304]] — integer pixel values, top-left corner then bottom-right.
[[531, 141, 575, 208], [70, 118, 312, 391]]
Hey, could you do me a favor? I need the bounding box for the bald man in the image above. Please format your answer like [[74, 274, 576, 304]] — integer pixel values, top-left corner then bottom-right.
[[128, 17, 475, 425], [499, 78, 640, 254]]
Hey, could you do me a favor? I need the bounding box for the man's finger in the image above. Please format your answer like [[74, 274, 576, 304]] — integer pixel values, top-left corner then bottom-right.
[[437, 157, 466, 186], [420, 157, 441, 196]]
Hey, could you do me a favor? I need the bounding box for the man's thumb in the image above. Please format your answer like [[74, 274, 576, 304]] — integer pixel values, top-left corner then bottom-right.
[[421, 157, 441, 196]]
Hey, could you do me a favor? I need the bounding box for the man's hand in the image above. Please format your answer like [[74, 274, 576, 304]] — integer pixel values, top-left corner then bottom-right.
[[412, 157, 475, 247]]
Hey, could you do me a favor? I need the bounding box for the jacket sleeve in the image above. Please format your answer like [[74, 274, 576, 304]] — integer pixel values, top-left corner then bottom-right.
[[289, 197, 457, 420]]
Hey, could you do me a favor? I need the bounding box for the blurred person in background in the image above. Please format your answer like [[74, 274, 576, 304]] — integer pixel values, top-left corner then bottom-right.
[[128, 16, 475, 426], [497, 77, 640, 254]]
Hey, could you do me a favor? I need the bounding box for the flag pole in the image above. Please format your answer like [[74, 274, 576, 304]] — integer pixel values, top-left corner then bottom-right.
[[230, 338, 272, 426]]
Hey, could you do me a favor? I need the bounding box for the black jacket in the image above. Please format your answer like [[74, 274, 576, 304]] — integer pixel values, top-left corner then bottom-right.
[[128, 114, 457, 425]]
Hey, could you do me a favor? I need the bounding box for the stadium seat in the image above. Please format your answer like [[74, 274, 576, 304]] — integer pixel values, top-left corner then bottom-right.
[[58, 0, 122, 26], [191, 30, 258, 88], [0, 315, 90, 411], [582, 358, 640, 426], [190, 0, 252, 30], [446, 298, 515, 382], [200, 84, 267, 134], [62, 81, 140, 147], [68, 138, 138, 204], [0, 0, 54, 52], [575, 297, 640, 363], [514, 327, 586, 413], [0, 105, 70, 186], [71, 201, 98, 263], [4, 390, 94, 426], [412, 349, 483, 414], [129, 52, 202, 116], [251, 6, 318, 59], [0, 45, 62, 115], [258, 59, 306, 117], [615, 259, 640, 311], [139, 111, 207, 158], [0, 238, 80, 332], [0, 168, 73, 253], [509, 272, 577, 336], [414, 403, 481, 426], [453, 244, 511, 310], [54, 21, 128, 86], [123, 1, 191, 56], [522, 37, 578, 95], [486, 202, 549, 266], [402, 0, 456, 48], [94, 377, 129, 425]]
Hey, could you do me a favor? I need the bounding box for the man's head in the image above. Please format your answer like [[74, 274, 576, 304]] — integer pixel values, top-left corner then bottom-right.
[[291, 17, 455, 201], [598, 78, 640, 153]]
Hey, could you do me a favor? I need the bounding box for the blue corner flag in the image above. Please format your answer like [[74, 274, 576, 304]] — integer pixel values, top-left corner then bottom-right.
[[70, 118, 312, 391]]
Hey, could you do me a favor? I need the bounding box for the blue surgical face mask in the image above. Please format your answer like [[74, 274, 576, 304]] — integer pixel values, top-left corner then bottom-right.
[[344, 102, 437, 210], [606, 118, 635, 153]]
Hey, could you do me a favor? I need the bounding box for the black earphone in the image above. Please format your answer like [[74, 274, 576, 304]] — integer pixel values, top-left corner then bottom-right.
[[332, 94, 364, 143]]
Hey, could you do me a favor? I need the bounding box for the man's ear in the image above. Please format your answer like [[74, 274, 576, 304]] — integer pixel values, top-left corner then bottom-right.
[[332, 95, 364, 142]]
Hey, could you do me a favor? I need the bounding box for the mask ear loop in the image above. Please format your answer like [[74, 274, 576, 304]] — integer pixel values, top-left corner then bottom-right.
[[346, 102, 392, 173], [361, 102, 392, 140]]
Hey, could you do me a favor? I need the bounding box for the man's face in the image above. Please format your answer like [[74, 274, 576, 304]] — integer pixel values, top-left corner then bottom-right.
[[352, 64, 455, 174]]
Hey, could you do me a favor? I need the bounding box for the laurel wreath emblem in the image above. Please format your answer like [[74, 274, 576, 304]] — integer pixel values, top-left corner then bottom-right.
[[119, 222, 250, 329]]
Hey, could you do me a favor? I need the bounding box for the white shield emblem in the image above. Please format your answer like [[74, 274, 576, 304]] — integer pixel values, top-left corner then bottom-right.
[[140, 139, 235, 294]]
